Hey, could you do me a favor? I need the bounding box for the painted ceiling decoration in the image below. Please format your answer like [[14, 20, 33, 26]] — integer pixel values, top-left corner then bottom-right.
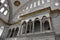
[[14, 0, 20, 6]]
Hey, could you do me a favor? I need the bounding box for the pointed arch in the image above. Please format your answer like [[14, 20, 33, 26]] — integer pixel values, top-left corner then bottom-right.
[[22, 21, 27, 34], [34, 18, 40, 32], [27, 19, 33, 33]]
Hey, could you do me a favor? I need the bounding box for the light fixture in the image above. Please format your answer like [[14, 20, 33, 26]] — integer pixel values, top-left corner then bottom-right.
[[55, 2, 59, 6]]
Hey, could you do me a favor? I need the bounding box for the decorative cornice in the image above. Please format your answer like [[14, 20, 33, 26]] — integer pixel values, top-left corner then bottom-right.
[[20, 7, 51, 18]]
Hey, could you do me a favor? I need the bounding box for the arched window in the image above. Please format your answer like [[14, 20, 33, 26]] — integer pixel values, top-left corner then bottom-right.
[[44, 21, 50, 30], [42, 16, 50, 31], [14, 27, 19, 37], [10, 28, 15, 37], [27, 20, 33, 33], [22, 21, 27, 34], [7, 29, 11, 37], [34, 18, 40, 32]]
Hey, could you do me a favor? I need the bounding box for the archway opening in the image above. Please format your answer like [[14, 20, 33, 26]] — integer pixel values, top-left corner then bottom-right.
[[34, 18, 40, 32], [44, 21, 50, 30], [27, 20, 33, 33], [22, 21, 27, 34]]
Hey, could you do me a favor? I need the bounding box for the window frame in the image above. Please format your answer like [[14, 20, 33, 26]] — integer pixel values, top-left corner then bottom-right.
[[42, 16, 51, 31]]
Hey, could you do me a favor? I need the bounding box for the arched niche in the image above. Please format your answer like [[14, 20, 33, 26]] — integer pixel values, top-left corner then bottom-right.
[[27, 20, 33, 33], [22, 21, 27, 34], [14, 27, 19, 37], [7, 29, 11, 37], [10, 28, 15, 37], [44, 21, 50, 30], [42, 16, 50, 31], [34, 18, 40, 32]]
